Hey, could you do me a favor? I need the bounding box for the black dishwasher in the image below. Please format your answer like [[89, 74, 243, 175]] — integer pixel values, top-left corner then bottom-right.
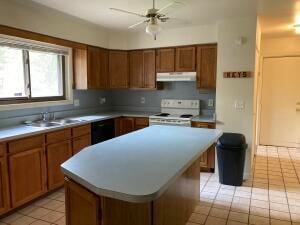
[[91, 119, 115, 144]]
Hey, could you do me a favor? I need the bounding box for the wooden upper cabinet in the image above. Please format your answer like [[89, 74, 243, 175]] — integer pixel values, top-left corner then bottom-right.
[[175, 46, 196, 72], [87, 46, 109, 89], [8, 136, 46, 208], [156, 48, 175, 72], [73, 46, 109, 89], [196, 44, 217, 89], [129, 50, 144, 88], [143, 50, 156, 89], [129, 50, 156, 89], [109, 50, 128, 88]]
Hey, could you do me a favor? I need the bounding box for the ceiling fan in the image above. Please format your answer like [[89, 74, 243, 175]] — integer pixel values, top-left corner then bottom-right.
[[110, 0, 184, 40]]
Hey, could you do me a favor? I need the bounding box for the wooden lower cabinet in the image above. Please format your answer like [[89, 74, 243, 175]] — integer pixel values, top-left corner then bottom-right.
[[65, 178, 100, 225], [115, 117, 149, 136], [64, 157, 200, 225], [46, 140, 72, 190], [9, 147, 46, 208], [192, 121, 216, 172], [115, 117, 135, 136], [0, 143, 9, 215], [72, 134, 91, 155]]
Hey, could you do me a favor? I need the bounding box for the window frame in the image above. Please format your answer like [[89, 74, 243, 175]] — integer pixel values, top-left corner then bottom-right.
[[0, 33, 73, 112], [0, 48, 67, 105]]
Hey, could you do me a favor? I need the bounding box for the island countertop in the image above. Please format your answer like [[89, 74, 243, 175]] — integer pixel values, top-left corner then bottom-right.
[[61, 125, 222, 203]]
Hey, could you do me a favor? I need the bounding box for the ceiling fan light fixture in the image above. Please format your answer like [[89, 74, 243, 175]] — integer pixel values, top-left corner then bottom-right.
[[146, 18, 162, 37]]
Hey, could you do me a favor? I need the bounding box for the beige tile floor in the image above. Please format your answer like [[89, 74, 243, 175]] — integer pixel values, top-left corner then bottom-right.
[[1, 145, 299, 225], [187, 145, 300, 225]]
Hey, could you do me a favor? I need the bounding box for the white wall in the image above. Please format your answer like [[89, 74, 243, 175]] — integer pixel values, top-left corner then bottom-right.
[[216, 17, 257, 178], [0, 0, 109, 48], [261, 36, 300, 56]]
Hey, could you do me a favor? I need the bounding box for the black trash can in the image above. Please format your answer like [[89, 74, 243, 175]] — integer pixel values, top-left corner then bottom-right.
[[216, 133, 247, 186]]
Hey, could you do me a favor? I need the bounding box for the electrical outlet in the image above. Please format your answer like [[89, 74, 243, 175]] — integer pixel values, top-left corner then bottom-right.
[[99, 97, 106, 105], [208, 99, 214, 107], [141, 97, 146, 104], [74, 99, 80, 107]]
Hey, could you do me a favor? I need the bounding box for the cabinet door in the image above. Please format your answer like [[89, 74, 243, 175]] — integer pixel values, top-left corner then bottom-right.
[[109, 50, 128, 88], [9, 148, 46, 208], [87, 46, 109, 89], [197, 45, 217, 89], [199, 151, 208, 168], [73, 48, 88, 90], [73, 134, 91, 155], [65, 178, 100, 225], [47, 140, 72, 190], [175, 46, 196, 72], [0, 146, 9, 215], [129, 50, 144, 88], [135, 118, 149, 130], [115, 118, 135, 136], [156, 48, 175, 72], [143, 50, 156, 89]]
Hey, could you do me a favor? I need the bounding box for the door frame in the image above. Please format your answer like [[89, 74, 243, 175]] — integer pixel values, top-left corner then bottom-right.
[[257, 54, 300, 147]]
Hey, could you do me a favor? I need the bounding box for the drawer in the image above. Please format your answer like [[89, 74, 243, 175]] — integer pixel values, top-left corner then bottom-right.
[[46, 128, 71, 144], [135, 118, 149, 127], [0, 143, 6, 156], [8, 135, 45, 154], [72, 124, 91, 138]]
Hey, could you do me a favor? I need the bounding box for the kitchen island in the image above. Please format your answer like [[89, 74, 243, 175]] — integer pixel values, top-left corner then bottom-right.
[[61, 125, 222, 225]]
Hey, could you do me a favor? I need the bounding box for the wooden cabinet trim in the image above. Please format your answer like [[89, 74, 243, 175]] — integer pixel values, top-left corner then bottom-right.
[[0, 143, 6, 157]]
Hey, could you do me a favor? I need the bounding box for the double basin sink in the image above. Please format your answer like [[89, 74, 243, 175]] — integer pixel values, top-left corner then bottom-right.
[[28, 119, 84, 128]]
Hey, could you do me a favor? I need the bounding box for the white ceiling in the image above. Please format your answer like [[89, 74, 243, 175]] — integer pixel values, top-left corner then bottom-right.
[[258, 0, 300, 38], [29, 0, 256, 30], [27, 0, 300, 38]]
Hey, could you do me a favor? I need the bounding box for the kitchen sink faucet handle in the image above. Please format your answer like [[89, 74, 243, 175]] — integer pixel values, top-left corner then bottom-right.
[[41, 112, 48, 121]]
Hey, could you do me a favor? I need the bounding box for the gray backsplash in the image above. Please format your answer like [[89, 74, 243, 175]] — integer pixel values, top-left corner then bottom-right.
[[109, 82, 216, 115], [0, 82, 215, 127]]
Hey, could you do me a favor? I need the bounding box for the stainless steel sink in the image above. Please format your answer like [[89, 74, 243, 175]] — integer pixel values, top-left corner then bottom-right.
[[28, 121, 61, 127]]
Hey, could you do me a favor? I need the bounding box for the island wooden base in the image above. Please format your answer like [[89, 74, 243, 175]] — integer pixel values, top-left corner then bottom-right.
[[65, 158, 200, 225]]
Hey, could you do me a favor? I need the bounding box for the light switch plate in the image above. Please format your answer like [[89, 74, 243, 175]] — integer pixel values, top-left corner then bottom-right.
[[74, 99, 80, 107], [141, 97, 146, 104], [235, 100, 245, 110]]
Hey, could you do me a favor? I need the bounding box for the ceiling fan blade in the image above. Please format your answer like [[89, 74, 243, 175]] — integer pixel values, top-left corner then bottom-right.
[[128, 19, 150, 29], [110, 8, 146, 17], [157, 1, 184, 15]]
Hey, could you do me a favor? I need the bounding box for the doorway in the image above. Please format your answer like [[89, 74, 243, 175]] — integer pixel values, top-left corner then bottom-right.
[[259, 56, 300, 147]]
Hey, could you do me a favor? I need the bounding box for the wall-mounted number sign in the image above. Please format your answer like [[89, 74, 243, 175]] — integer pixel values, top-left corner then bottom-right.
[[223, 71, 252, 78]]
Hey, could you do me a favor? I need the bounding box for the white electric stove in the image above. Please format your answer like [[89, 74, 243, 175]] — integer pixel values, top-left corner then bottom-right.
[[149, 99, 200, 127]]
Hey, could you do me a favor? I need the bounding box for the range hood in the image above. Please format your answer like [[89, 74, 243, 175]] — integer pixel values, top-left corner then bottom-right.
[[156, 72, 196, 82]]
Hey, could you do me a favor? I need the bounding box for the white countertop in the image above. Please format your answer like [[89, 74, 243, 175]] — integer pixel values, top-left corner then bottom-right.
[[61, 125, 222, 203], [0, 111, 215, 142]]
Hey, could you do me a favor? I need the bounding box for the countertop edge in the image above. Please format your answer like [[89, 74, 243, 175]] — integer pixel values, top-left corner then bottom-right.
[[0, 112, 216, 142]]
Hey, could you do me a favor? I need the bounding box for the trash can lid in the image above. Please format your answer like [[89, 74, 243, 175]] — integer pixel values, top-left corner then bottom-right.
[[217, 133, 247, 149]]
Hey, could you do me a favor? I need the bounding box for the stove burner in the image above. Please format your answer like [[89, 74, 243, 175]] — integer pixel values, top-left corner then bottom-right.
[[180, 114, 193, 118], [156, 113, 170, 117]]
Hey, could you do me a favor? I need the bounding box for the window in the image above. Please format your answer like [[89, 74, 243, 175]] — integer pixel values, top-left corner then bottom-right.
[[0, 37, 69, 105]]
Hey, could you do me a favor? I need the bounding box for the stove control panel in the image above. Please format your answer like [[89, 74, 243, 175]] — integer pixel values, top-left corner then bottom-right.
[[161, 99, 199, 109]]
